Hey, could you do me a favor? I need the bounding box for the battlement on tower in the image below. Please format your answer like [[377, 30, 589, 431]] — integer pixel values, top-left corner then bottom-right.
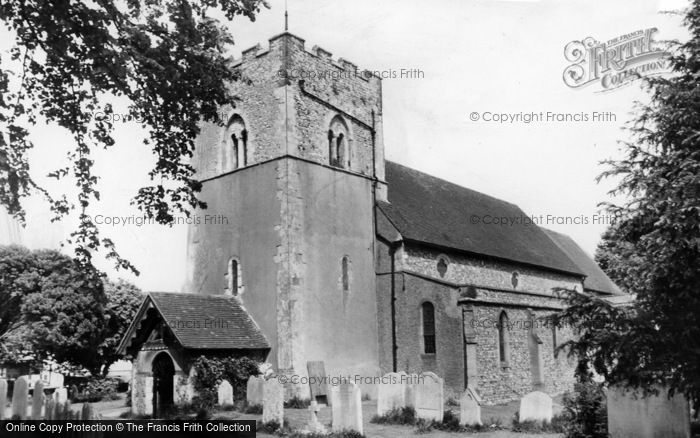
[[231, 32, 380, 84]]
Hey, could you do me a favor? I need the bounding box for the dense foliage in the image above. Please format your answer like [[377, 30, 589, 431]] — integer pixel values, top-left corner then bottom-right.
[[560, 381, 608, 438], [191, 355, 260, 409], [0, 245, 142, 374], [0, 0, 266, 272], [98, 279, 145, 374], [71, 377, 121, 403], [555, 0, 700, 412]]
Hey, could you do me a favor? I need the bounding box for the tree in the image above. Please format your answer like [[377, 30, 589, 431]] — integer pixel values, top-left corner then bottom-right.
[[0, 245, 39, 338], [97, 278, 143, 374], [14, 249, 106, 373], [0, 245, 140, 375], [0, 0, 266, 273], [554, 2, 700, 411]]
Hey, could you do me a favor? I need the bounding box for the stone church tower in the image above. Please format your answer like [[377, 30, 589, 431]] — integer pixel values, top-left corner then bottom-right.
[[185, 32, 386, 394]]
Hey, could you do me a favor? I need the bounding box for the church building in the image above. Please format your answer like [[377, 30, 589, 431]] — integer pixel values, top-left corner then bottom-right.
[[119, 32, 623, 415]]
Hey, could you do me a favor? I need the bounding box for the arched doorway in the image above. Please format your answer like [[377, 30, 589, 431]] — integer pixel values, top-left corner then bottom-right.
[[152, 352, 175, 416]]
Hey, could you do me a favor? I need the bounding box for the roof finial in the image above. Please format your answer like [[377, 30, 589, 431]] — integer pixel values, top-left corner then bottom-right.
[[284, 0, 289, 31]]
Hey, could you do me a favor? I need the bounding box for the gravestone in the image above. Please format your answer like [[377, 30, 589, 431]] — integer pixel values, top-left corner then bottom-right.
[[414, 372, 443, 421], [301, 401, 327, 434], [377, 371, 408, 416], [307, 361, 331, 406], [54, 387, 68, 404], [518, 391, 552, 422], [0, 379, 7, 420], [331, 382, 363, 434], [217, 380, 234, 407], [262, 379, 284, 426], [246, 376, 264, 406], [607, 386, 690, 438], [459, 387, 482, 426], [12, 376, 29, 419], [31, 381, 46, 419], [404, 373, 420, 408]]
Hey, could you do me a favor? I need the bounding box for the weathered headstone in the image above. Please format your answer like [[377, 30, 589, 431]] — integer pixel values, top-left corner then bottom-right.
[[518, 391, 552, 422], [0, 379, 7, 420], [459, 387, 482, 426], [217, 380, 234, 407], [607, 386, 690, 438], [331, 382, 363, 434], [404, 373, 420, 408], [12, 376, 29, 419], [377, 371, 408, 416], [54, 387, 68, 404], [262, 379, 284, 426], [414, 372, 443, 421], [246, 376, 264, 406], [31, 381, 46, 419], [301, 401, 327, 434], [307, 361, 330, 406]]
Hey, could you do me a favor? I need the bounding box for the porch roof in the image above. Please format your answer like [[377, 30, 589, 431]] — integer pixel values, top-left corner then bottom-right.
[[117, 292, 270, 356]]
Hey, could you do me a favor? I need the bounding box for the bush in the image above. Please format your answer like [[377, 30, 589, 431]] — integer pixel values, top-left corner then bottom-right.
[[244, 403, 263, 414], [370, 406, 417, 425], [256, 420, 283, 434], [71, 377, 119, 403], [191, 356, 260, 410], [284, 396, 310, 409], [560, 381, 608, 438], [511, 410, 566, 433]]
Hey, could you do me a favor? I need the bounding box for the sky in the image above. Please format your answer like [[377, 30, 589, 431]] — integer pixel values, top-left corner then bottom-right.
[[0, 0, 690, 291]]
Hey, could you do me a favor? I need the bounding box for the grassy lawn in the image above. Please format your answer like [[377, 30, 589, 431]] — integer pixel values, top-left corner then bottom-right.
[[212, 399, 564, 438], [72, 393, 565, 437]]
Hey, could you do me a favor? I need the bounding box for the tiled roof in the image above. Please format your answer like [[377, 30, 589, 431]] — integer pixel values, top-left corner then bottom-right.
[[380, 161, 584, 276], [119, 292, 269, 353], [542, 229, 624, 295]]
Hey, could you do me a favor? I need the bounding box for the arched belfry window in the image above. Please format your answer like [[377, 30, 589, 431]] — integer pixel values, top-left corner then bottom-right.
[[328, 115, 350, 169], [498, 311, 510, 368], [421, 302, 436, 354], [225, 115, 248, 171]]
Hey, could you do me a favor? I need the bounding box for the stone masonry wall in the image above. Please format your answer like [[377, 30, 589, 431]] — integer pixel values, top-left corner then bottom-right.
[[376, 243, 579, 404]]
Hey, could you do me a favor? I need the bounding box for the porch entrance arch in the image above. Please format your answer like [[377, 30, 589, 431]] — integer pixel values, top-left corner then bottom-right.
[[152, 352, 175, 416]]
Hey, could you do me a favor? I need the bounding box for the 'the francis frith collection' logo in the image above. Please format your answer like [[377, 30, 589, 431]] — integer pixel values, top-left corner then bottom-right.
[[563, 28, 672, 92]]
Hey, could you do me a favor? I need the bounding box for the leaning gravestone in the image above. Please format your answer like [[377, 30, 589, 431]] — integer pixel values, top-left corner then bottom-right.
[[262, 379, 284, 426], [331, 382, 363, 435], [307, 361, 331, 406], [217, 380, 234, 407], [0, 379, 7, 420], [31, 381, 46, 419], [607, 386, 690, 438], [459, 387, 482, 426], [246, 376, 264, 406], [414, 372, 443, 421], [518, 391, 552, 422], [12, 376, 29, 419], [377, 372, 408, 416]]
